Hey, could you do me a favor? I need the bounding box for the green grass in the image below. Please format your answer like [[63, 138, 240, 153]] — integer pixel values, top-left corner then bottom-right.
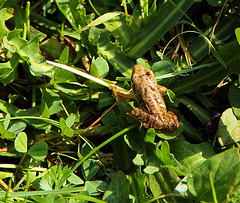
[[0, 0, 240, 202]]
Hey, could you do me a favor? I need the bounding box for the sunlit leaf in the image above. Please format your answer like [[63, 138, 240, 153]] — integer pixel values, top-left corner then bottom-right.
[[188, 148, 240, 202], [14, 132, 27, 153], [60, 117, 74, 137], [218, 108, 240, 146]]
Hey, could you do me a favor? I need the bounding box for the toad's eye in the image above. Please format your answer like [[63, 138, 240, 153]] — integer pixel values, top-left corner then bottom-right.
[[146, 71, 151, 76]]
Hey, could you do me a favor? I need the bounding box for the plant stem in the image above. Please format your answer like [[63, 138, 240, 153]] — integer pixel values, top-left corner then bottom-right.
[[71, 124, 136, 172]]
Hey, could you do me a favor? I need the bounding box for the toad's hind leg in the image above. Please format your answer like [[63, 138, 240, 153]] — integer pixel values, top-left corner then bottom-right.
[[165, 110, 181, 131], [130, 108, 166, 130]]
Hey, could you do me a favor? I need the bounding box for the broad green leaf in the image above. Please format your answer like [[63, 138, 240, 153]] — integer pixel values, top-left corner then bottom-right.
[[128, 168, 150, 202], [90, 57, 109, 79], [81, 142, 96, 158], [156, 141, 174, 165], [41, 88, 63, 115], [155, 123, 184, 140], [170, 140, 215, 172], [81, 12, 122, 32], [0, 171, 13, 180], [218, 108, 240, 146], [104, 14, 134, 48], [53, 67, 77, 84], [81, 159, 100, 181], [59, 46, 69, 64], [101, 109, 116, 126], [98, 92, 115, 109], [0, 8, 8, 41], [144, 165, 160, 174], [55, 0, 94, 29], [28, 141, 48, 161], [187, 148, 240, 202], [40, 98, 50, 118], [236, 28, 240, 45], [111, 136, 135, 170], [6, 30, 54, 76], [148, 169, 182, 202], [207, 0, 224, 6], [0, 124, 16, 140], [102, 170, 129, 202], [0, 54, 19, 85], [60, 117, 74, 137], [2, 117, 26, 135], [144, 128, 155, 143], [0, 99, 22, 116], [85, 180, 108, 196], [152, 60, 174, 82], [40, 37, 62, 59], [132, 154, 144, 166], [229, 80, 240, 119], [14, 132, 27, 153], [136, 58, 151, 69], [65, 113, 75, 127], [89, 27, 134, 78], [67, 173, 84, 185], [3, 114, 10, 129]]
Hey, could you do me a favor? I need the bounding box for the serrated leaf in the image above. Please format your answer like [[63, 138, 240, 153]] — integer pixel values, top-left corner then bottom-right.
[[14, 132, 27, 153]]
